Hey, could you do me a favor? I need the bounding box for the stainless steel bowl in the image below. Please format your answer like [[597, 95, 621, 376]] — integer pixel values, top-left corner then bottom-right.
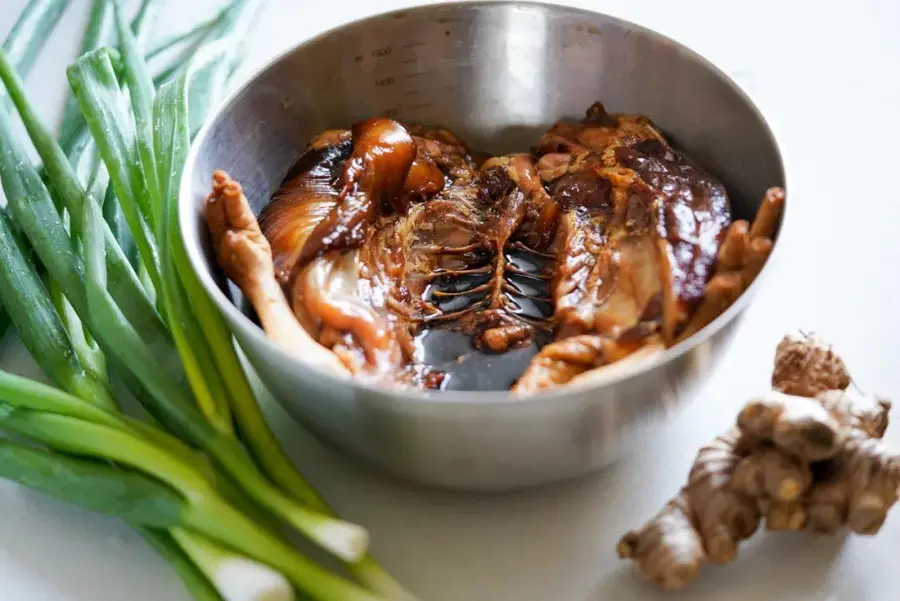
[[180, 1, 785, 491]]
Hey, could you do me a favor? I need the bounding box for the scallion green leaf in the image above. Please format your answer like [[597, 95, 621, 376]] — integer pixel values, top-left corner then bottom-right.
[[154, 50, 234, 435], [187, 0, 266, 133], [0, 439, 186, 527], [67, 48, 162, 294], [0, 103, 90, 313], [0, 49, 177, 375], [110, 0, 160, 226], [0, 0, 67, 78], [58, 0, 114, 155], [0, 201, 115, 410], [0, 369, 120, 425], [146, 14, 220, 63], [0, 0, 72, 342], [128, 0, 159, 50], [48, 277, 107, 385], [0, 368, 208, 477]]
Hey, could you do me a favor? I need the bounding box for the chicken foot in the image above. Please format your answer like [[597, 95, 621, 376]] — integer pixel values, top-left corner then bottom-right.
[[205, 170, 349, 377], [674, 187, 785, 343], [512, 331, 655, 393]]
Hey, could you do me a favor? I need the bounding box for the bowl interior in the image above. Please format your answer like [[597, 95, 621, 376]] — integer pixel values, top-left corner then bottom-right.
[[181, 0, 785, 400]]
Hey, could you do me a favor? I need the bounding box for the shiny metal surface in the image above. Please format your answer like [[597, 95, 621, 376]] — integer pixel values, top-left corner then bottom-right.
[[179, 1, 786, 490]]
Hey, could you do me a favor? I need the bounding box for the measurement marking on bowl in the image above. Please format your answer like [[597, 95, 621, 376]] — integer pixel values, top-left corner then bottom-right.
[[371, 45, 392, 58], [401, 41, 426, 49]]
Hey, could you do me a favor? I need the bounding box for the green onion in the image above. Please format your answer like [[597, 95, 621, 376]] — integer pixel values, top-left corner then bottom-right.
[[0, 0, 72, 340], [187, 0, 265, 133], [0, 406, 383, 601], [0, 105, 88, 311], [0, 210, 116, 410], [69, 22, 369, 565], [58, 0, 114, 155], [0, 307, 280, 601], [0, 49, 177, 374], [139, 529, 225, 601], [0, 2, 417, 599], [128, 0, 159, 49], [0, 0, 67, 78], [111, 0, 160, 226], [48, 278, 107, 384], [146, 14, 221, 62], [154, 54, 233, 435], [0, 407, 237, 601], [171, 529, 295, 601], [0, 369, 205, 478], [0, 435, 235, 601], [0, 439, 186, 527], [0, 369, 120, 423], [67, 48, 162, 294]]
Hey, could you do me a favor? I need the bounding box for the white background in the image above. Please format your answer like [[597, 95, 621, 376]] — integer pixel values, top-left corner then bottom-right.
[[2, 0, 900, 600]]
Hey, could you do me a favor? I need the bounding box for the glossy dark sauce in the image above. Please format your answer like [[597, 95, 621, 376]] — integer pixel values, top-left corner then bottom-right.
[[414, 328, 552, 390]]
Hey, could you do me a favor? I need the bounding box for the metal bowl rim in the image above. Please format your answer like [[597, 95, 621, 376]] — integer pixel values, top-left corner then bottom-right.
[[179, 0, 789, 407]]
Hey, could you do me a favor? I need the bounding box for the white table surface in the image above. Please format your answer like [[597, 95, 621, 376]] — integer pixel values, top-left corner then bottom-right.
[[2, 0, 900, 600]]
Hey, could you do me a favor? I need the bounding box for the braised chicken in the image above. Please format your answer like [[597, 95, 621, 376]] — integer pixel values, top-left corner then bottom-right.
[[205, 102, 783, 394]]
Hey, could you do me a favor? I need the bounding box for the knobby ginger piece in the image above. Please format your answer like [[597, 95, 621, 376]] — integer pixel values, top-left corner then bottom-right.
[[748, 187, 785, 241], [618, 332, 897, 591], [616, 491, 705, 590], [764, 500, 807, 531], [805, 438, 900, 535], [737, 391, 843, 462], [771, 332, 851, 397], [616, 429, 761, 589], [815, 389, 891, 439], [730, 445, 812, 503]]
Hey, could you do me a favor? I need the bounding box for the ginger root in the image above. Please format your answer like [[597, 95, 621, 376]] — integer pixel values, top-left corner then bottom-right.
[[771, 332, 850, 397], [617, 332, 897, 590]]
